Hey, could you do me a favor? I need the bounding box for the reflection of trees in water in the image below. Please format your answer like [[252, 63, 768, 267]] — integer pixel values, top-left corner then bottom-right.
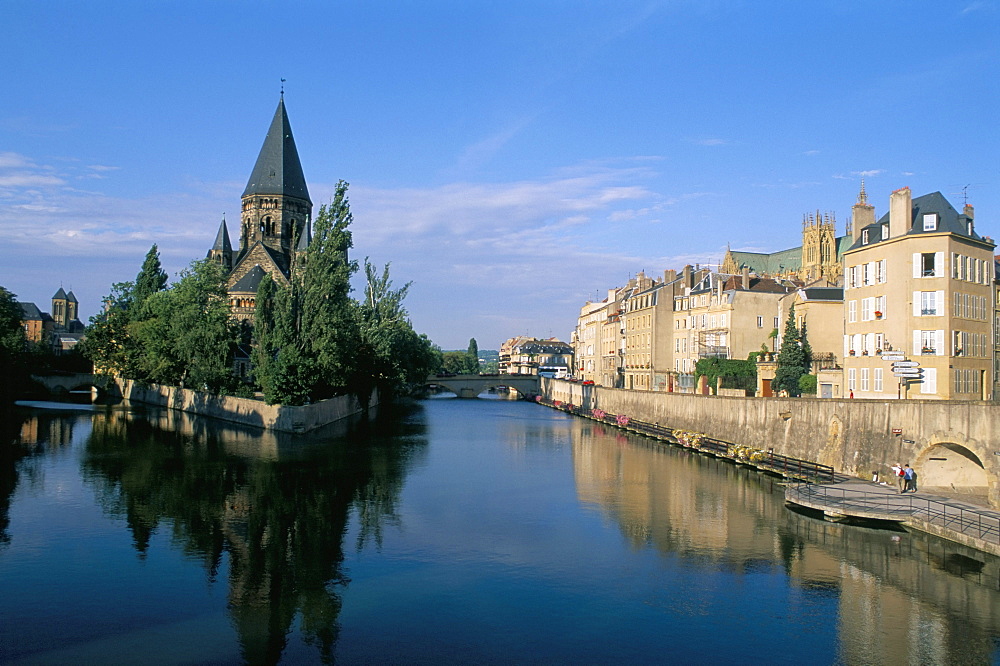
[[82, 405, 426, 665]]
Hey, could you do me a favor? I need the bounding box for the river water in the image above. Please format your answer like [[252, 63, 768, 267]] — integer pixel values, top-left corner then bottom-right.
[[1, 395, 999, 665]]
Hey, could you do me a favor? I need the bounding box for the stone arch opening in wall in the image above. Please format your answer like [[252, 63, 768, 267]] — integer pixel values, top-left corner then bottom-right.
[[916, 441, 989, 500]]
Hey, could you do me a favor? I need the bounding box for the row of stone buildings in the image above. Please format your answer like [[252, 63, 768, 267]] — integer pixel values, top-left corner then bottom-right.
[[571, 184, 998, 401]]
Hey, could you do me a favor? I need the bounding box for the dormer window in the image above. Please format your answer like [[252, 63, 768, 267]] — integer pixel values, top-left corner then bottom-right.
[[923, 213, 938, 231], [861, 229, 869, 244], [881, 222, 889, 240]]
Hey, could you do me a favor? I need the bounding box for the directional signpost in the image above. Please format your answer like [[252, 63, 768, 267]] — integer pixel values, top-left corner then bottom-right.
[[892, 360, 922, 378]]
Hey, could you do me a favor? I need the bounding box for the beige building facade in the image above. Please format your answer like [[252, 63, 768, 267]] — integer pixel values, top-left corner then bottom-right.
[[842, 187, 994, 400]]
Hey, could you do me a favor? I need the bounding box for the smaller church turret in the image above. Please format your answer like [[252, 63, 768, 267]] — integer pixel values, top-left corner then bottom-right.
[[208, 216, 233, 271]]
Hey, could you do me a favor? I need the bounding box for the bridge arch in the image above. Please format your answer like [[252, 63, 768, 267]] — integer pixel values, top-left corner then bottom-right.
[[425, 374, 539, 399], [915, 436, 992, 501]]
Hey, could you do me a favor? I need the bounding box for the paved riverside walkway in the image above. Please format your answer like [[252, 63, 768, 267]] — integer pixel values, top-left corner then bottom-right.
[[785, 478, 1000, 557]]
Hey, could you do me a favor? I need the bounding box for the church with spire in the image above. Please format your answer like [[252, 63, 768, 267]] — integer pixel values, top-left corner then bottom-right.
[[208, 96, 314, 322]]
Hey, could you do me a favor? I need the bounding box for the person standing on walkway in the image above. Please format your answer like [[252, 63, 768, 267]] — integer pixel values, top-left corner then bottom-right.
[[903, 464, 915, 493], [891, 463, 905, 493]]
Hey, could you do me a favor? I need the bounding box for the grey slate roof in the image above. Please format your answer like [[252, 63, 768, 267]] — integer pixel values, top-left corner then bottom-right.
[[296, 218, 311, 251], [66, 290, 77, 303], [801, 287, 843, 301], [19, 302, 43, 320], [849, 191, 984, 251], [231, 265, 269, 293], [52, 287, 67, 300], [242, 98, 311, 203], [212, 218, 233, 253]]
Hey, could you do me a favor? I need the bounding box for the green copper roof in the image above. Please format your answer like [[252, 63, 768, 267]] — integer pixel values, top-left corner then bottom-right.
[[242, 98, 311, 203]]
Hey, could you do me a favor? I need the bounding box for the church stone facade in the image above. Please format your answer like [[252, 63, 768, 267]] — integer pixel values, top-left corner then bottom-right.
[[208, 97, 314, 323]]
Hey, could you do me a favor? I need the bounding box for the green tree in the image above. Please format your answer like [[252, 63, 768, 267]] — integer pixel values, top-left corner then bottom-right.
[[349, 259, 439, 405], [0, 286, 27, 403], [82, 281, 137, 378], [466, 338, 480, 374], [133, 244, 169, 309], [441, 351, 471, 374], [774, 306, 809, 397], [300, 181, 358, 398], [132, 260, 238, 392]]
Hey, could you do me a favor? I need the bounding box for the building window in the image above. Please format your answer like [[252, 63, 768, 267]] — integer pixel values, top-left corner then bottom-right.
[[921, 368, 937, 394], [919, 330, 938, 355], [756, 316, 763, 328], [921, 253, 936, 277], [848, 369, 856, 391], [874, 368, 883, 392], [860, 368, 869, 391], [881, 222, 889, 240], [848, 300, 857, 323], [920, 291, 937, 316], [923, 213, 938, 231], [862, 229, 869, 244]]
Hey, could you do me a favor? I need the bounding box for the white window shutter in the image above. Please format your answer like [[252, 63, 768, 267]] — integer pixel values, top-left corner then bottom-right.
[[913, 253, 921, 278], [913, 292, 921, 317], [936, 291, 945, 314], [913, 330, 921, 355], [936, 330, 944, 354], [934, 251, 944, 276]]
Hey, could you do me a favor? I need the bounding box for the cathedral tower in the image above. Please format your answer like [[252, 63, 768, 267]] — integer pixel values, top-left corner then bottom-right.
[[239, 96, 312, 266]]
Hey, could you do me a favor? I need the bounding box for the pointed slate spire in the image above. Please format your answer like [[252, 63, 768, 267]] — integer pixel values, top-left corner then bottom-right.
[[296, 215, 312, 252], [52, 287, 67, 300], [242, 98, 311, 203], [213, 216, 233, 253]]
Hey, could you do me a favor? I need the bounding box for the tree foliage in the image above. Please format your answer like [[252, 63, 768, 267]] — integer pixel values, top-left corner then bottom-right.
[[774, 306, 812, 397], [694, 357, 757, 395], [0, 286, 28, 403], [87, 184, 439, 407]]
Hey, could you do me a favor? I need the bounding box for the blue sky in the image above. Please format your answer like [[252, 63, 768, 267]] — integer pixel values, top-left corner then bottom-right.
[[2, 1, 998, 350]]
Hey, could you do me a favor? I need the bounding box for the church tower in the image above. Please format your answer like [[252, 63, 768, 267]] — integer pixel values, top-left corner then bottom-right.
[[800, 210, 840, 284], [208, 216, 233, 271], [238, 96, 312, 269]]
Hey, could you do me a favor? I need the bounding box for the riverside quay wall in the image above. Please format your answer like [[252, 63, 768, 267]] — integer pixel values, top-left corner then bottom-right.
[[542, 378, 1000, 508], [119, 379, 373, 433]]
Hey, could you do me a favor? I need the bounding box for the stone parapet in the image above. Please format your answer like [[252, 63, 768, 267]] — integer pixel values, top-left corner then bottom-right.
[[118, 379, 373, 433], [540, 378, 1000, 508]]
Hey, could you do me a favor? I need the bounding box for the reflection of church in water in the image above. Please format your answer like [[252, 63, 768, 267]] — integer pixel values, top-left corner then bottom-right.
[[206, 95, 315, 325]]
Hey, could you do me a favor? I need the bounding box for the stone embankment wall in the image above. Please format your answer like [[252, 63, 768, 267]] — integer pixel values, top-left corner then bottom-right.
[[543, 379, 1000, 507], [119, 380, 372, 433]]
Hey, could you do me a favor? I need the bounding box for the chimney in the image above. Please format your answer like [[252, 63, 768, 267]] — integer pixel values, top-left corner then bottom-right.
[[889, 186, 912, 239], [682, 264, 693, 288], [663, 268, 677, 283], [741, 266, 750, 290]]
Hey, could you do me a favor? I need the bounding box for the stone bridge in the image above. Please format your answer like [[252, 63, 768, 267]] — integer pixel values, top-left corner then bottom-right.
[[426, 374, 540, 399], [31, 373, 119, 398]]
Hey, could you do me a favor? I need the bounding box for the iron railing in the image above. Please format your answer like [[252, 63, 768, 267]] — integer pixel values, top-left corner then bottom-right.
[[786, 483, 1000, 546]]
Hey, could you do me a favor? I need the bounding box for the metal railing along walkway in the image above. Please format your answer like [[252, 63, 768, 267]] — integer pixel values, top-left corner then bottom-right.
[[786, 482, 1000, 547]]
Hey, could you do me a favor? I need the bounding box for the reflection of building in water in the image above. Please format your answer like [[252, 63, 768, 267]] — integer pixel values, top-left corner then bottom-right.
[[15, 415, 76, 448], [570, 420, 1000, 664]]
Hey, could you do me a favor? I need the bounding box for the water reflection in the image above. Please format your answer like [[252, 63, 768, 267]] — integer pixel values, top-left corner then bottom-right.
[[78, 404, 426, 664], [570, 420, 1000, 665]]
